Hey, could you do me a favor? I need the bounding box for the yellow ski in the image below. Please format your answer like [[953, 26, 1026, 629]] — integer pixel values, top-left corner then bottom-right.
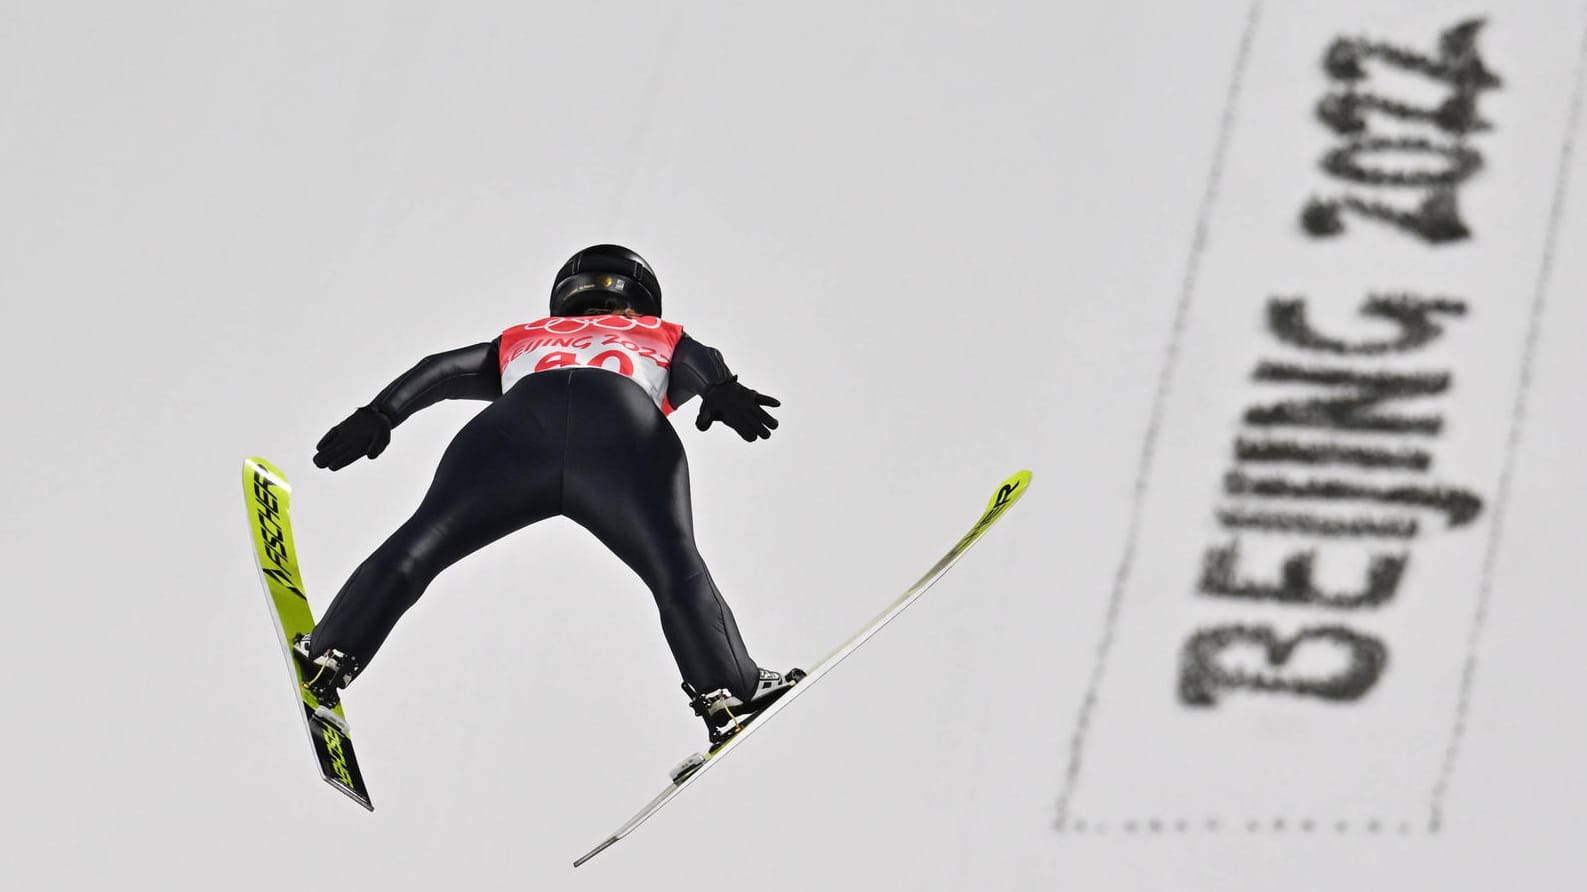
[[243, 457, 373, 810]]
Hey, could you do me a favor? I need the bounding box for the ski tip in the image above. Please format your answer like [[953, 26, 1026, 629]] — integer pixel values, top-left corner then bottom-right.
[[951, 471, 1032, 555], [573, 836, 619, 868], [987, 470, 1032, 513], [243, 456, 290, 488]]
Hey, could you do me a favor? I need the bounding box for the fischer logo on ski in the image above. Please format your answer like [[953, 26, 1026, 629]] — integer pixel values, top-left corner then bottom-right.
[[250, 469, 306, 600]]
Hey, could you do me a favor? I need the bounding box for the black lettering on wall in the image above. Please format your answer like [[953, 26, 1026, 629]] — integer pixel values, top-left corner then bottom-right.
[[1225, 470, 1483, 528], [1302, 189, 1471, 244], [1217, 510, 1419, 539], [1167, 18, 1496, 725], [1321, 20, 1500, 89], [1316, 91, 1489, 137], [1302, 19, 1501, 244], [1178, 625, 1389, 707], [1268, 294, 1468, 356], [1321, 137, 1482, 188], [1200, 541, 1407, 608], [1236, 438, 1432, 471], [1245, 363, 1449, 435]]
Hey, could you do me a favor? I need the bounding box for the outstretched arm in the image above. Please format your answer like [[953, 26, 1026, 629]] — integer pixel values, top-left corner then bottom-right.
[[367, 339, 503, 426], [314, 339, 502, 471], [667, 333, 780, 442]]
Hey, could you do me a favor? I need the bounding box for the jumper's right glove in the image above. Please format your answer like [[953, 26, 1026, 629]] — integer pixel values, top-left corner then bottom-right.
[[695, 376, 780, 442], [313, 406, 393, 471]]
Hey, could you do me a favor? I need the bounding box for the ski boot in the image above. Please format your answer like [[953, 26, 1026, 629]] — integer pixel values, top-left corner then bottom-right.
[[291, 633, 360, 711], [685, 667, 808, 750]]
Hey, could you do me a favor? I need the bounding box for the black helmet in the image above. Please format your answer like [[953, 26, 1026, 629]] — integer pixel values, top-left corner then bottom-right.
[[549, 244, 663, 317]]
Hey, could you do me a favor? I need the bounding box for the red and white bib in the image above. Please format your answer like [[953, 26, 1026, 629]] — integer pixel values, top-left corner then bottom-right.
[[499, 315, 684, 414]]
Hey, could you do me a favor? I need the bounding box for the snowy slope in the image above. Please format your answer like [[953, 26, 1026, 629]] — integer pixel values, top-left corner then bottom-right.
[[0, 2, 1581, 890]]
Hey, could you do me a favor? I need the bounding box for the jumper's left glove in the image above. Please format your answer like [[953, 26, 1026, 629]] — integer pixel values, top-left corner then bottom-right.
[[695, 376, 780, 442], [313, 405, 393, 471]]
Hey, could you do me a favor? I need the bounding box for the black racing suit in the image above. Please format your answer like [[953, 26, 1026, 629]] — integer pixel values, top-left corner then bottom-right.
[[306, 331, 765, 703]]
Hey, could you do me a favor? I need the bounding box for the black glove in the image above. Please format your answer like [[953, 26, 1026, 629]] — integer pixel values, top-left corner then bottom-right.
[[695, 376, 780, 442], [313, 406, 393, 471]]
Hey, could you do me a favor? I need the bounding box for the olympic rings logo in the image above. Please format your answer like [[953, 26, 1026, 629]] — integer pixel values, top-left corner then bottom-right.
[[521, 315, 664, 334]]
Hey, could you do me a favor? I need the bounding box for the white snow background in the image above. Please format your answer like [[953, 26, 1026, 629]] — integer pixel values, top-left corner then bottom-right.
[[0, 2, 1583, 890]]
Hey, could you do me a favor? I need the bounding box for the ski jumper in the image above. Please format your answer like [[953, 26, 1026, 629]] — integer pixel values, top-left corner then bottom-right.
[[307, 315, 764, 703]]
